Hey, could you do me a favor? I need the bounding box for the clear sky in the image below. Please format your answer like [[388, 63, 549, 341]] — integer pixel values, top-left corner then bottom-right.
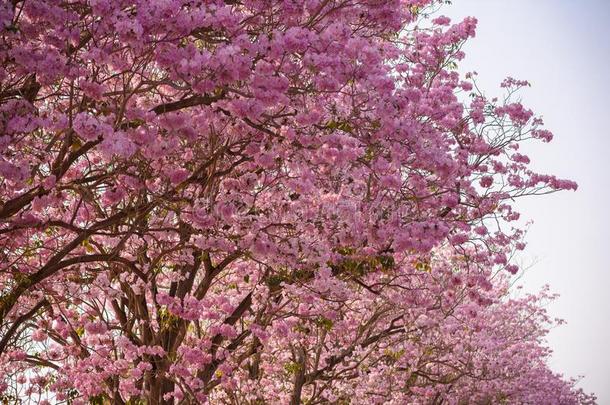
[[445, 0, 610, 402]]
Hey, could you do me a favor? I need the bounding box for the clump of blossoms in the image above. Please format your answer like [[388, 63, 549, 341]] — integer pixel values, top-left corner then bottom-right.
[[0, 0, 595, 404]]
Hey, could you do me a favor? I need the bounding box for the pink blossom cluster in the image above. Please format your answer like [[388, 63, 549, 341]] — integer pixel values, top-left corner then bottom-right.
[[0, 0, 594, 404]]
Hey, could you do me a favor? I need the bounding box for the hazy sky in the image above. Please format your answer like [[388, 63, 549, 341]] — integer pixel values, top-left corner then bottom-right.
[[445, 0, 610, 402]]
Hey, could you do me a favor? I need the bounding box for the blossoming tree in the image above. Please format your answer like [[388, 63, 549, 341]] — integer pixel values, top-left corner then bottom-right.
[[0, 0, 595, 403]]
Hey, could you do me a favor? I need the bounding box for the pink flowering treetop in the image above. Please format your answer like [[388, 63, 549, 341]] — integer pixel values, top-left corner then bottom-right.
[[0, 0, 594, 404]]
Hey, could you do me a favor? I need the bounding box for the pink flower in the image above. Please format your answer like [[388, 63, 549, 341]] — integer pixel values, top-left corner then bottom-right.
[[80, 81, 105, 100], [432, 16, 451, 26], [31, 328, 47, 342], [167, 168, 190, 185], [84, 321, 107, 335], [480, 176, 493, 188], [73, 112, 112, 141]]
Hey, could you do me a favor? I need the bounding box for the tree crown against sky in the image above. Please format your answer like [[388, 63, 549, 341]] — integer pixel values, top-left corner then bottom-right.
[[0, 0, 596, 403]]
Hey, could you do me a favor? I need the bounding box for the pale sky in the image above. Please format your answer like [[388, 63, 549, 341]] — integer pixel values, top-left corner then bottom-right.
[[445, 0, 610, 402]]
